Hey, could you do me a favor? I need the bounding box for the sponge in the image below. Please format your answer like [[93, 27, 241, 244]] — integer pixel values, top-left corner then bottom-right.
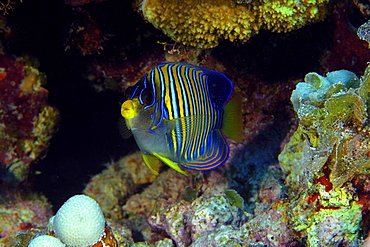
[[51, 194, 105, 247]]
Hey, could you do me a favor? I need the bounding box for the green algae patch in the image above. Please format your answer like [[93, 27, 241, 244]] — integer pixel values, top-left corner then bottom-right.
[[224, 189, 245, 210]]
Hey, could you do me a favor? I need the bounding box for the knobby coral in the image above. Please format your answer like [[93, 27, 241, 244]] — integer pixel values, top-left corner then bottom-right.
[[138, 0, 330, 48]]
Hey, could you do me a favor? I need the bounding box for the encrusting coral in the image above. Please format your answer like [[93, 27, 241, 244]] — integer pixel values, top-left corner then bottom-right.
[[137, 0, 330, 48], [0, 192, 53, 246]]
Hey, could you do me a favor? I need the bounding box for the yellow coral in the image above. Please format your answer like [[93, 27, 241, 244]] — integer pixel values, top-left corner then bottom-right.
[[140, 0, 259, 48], [32, 105, 59, 156], [139, 0, 330, 48], [259, 0, 329, 32], [20, 66, 42, 94]]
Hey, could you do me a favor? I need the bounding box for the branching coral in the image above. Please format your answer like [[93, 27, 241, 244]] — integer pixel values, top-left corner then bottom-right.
[[138, 0, 330, 48]]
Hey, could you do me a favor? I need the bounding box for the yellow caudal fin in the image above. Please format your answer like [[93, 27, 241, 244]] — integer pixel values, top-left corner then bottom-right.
[[141, 153, 160, 175], [222, 92, 244, 143], [153, 153, 188, 176]]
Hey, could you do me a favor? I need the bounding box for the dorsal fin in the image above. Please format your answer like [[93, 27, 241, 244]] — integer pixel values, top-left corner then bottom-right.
[[222, 92, 243, 143], [206, 71, 233, 108]]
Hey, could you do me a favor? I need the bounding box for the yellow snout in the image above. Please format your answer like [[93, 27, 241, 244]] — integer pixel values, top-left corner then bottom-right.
[[121, 99, 139, 120]]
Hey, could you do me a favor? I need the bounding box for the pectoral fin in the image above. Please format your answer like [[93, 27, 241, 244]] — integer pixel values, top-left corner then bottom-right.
[[153, 153, 188, 176], [118, 115, 132, 139], [141, 153, 160, 175]]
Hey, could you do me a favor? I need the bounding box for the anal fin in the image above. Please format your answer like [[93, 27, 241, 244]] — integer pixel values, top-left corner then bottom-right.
[[182, 130, 229, 171], [153, 153, 188, 176]]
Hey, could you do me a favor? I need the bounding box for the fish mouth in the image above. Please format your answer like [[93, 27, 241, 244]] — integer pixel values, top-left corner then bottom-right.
[[121, 99, 138, 120]]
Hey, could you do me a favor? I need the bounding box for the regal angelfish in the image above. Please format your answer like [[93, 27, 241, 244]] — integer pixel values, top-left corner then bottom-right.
[[120, 62, 243, 176]]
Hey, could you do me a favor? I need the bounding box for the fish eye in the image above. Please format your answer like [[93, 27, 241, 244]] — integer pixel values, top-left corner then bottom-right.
[[141, 88, 154, 105]]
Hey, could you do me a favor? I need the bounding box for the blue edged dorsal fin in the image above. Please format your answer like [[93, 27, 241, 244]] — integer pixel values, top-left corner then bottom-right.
[[222, 92, 243, 143], [206, 70, 233, 108], [152, 153, 188, 176], [141, 153, 160, 175], [181, 129, 230, 171]]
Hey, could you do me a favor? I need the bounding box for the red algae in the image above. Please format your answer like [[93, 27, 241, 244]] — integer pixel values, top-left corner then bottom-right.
[[0, 55, 59, 183]]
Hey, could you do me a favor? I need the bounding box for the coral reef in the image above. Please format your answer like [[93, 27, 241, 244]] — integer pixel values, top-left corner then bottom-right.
[[288, 183, 362, 246], [258, 0, 328, 33], [148, 193, 248, 246], [137, 0, 330, 48], [10, 65, 370, 246], [3, 0, 370, 246], [81, 103, 291, 246], [0, 192, 53, 246], [281, 67, 370, 190], [0, 55, 59, 184], [85, 152, 195, 241], [279, 64, 370, 246], [84, 152, 158, 220]]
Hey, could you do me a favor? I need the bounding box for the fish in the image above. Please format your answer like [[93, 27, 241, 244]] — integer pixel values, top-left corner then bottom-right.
[[120, 62, 243, 176]]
